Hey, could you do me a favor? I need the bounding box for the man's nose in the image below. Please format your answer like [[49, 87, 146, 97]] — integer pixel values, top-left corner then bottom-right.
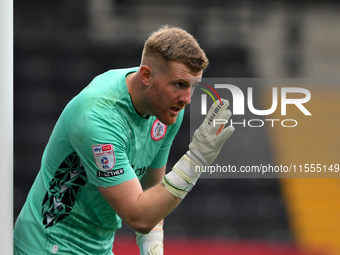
[[179, 87, 192, 105]]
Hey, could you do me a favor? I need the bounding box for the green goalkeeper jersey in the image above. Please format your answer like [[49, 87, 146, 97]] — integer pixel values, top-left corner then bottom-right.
[[14, 67, 184, 255]]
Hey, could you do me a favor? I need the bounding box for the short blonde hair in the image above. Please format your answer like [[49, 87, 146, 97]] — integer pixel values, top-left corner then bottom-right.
[[142, 25, 209, 73]]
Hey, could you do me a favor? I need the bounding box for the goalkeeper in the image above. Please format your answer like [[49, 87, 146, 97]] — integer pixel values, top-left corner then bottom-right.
[[14, 25, 234, 255]]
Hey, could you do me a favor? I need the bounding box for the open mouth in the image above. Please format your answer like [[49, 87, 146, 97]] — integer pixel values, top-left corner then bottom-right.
[[170, 106, 181, 113]]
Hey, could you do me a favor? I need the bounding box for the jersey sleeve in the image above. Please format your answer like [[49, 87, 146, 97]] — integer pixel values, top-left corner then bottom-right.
[[149, 109, 185, 169], [69, 113, 137, 188]]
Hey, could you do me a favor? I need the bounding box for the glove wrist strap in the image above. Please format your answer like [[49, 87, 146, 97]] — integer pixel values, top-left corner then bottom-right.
[[162, 151, 206, 199]]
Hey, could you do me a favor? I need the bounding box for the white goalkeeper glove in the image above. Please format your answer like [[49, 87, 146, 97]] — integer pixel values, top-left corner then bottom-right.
[[162, 98, 234, 199], [136, 224, 164, 255]]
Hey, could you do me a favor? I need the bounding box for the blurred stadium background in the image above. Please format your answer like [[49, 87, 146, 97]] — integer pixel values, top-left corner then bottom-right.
[[14, 0, 340, 254]]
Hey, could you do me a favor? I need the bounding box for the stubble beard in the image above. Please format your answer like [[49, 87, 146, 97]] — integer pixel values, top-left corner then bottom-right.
[[143, 85, 177, 125]]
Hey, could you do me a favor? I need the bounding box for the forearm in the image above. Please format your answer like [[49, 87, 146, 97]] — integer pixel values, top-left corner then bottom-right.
[[132, 183, 180, 233], [98, 179, 180, 234]]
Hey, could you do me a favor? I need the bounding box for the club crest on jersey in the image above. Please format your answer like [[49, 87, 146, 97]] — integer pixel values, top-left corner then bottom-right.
[[92, 144, 115, 171], [151, 119, 167, 141]]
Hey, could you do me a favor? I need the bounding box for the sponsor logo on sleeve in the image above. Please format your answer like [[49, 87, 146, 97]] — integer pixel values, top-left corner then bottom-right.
[[151, 119, 167, 141], [92, 144, 115, 171], [97, 168, 124, 177]]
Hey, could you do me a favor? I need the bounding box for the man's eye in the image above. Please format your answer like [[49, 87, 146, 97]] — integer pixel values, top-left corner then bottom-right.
[[174, 83, 183, 88]]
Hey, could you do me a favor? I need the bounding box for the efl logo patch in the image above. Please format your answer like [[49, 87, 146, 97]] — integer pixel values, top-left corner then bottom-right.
[[151, 119, 167, 141], [92, 144, 115, 171]]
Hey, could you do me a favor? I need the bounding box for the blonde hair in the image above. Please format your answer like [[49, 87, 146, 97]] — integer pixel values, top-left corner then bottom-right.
[[142, 25, 209, 73]]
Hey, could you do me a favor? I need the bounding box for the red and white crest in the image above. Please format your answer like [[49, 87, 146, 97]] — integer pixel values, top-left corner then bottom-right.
[[151, 119, 167, 141]]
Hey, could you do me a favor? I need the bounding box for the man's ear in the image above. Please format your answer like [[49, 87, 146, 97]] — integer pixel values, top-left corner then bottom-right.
[[139, 65, 152, 86]]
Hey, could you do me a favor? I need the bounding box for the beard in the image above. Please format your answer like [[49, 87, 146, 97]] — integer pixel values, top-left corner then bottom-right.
[[143, 83, 180, 125]]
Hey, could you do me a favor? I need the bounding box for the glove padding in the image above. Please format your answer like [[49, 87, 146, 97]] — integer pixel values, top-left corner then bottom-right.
[[162, 99, 234, 199], [136, 224, 164, 255], [189, 98, 234, 166]]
